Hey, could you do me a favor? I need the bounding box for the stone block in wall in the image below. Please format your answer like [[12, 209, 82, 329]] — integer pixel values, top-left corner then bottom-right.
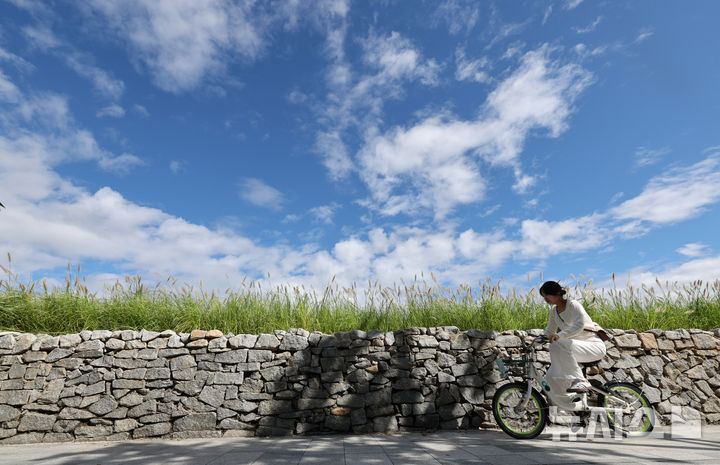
[[0, 390, 32, 405], [87, 396, 118, 415], [279, 334, 309, 351], [58, 334, 81, 348], [674, 339, 694, 349], [57, 407, 94, 420], [704, 398, 720, 413], [134, 422, 172, 438], [198, 386, 226, 408], [613, 354, 641, 369], [438, 403, 466, 421], [257, 400, 292, 416], [459, 387, 484, 404], [0, 334, 15, 350], [297, 398, 334, 410], [0, 405, 21, 422], [11, 334, 37, 354], [665, 329, 690, 340], [112, 379, 144, 390], [692, 334, 718, 350], [614, 334, 641, 348], [223, 400, 258, 413], [137, 349, 159, 360], [260, 366, 284, 381], [255, 334, 281, 349], [75, 425, 112, 438], [76, 340, 104, 352], [638, 332, 658, 350], [17, 412, 55, 432], [0, 432, 45, 444], [495, 335, 521, 348], [686, 366, 708, 380], [643, 385, 661, 404], [128, 400, 157, 417], [214, 350, 248, 364]]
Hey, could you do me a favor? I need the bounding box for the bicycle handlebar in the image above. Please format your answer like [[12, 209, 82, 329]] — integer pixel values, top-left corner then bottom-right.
[[521, 334, 548, 351]]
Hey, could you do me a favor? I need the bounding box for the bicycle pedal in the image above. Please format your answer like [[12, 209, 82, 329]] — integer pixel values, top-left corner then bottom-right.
[[566, 386, 592, 393]]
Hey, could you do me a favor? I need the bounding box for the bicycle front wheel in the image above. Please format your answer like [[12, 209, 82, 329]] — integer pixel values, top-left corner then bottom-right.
[[598, 382, 655, 436], [492, 382, 548, 439]]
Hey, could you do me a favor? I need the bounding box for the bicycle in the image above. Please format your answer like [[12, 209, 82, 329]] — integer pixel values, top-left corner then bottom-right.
[[492, 334, 655, 439]]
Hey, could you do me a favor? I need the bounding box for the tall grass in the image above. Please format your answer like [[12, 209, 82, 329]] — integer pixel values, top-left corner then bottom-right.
[[1, 263, 719, 335]]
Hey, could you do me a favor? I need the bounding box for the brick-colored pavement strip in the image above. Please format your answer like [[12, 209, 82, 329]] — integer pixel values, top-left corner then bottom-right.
[[2, 426, 719, 465]]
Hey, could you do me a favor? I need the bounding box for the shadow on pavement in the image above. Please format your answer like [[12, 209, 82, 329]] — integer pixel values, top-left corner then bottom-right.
[[3, 428, 720, 465]]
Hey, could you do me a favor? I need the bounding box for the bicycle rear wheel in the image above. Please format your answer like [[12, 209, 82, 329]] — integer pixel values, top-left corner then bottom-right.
[[492, 382, 548, 439], [598, 381, 655, 436]]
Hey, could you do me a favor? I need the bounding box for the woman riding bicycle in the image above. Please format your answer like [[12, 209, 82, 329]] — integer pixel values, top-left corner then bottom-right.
[[540, 281, 606, 404]]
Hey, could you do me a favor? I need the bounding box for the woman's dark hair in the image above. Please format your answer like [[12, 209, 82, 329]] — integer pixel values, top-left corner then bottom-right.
[[539, 281, 566, 296]]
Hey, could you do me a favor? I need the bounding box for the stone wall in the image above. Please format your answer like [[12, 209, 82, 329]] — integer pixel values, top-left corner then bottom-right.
[[1, 327, 719, 444]]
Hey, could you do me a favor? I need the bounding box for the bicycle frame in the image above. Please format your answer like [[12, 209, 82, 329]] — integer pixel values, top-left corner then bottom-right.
[[497, 335, 637, 414]]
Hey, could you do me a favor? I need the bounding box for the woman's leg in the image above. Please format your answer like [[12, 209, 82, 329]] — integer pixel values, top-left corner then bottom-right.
[[546, 338, 606, 404], [546, 338, 584, 404]]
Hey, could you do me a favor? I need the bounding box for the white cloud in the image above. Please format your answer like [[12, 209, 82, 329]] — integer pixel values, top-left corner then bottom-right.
[[676, 243, 708, 258], [315, 30, 441, 179], [21, 25, 125, 101], [315, 131, 353, 180], [309, 203, 340, 224], [133, 104, 150, 118], [22, 25, 61, 50], [359, 116, 487, 218], [287, 90, 308, 104], [502, 42, 525, 60], [361, 32, 441, 87], [573, 44, 607, 58], [564, 0, 584, 10], [606, 254, 720, 293], [455, 48, 490, 83], [542, 6, 553, 25], [357, 46, 593, 218], [65, 54, 125, 100], [96, 104, 125, 118], [635, 30, 654, 44], [487, 19, 532, 50], [611, 154, 720, 224], [0, 73, 142, 185], [169, 160, 186, 174], [634, 146, 670, 167], [573, 16, 602, 34], [518, 214, 609, 258], [433, 0, 480, 35], [97, 153, 144, 175], [238, 178, 285, 211], [85, 0, 270, 93], [3, 139, 720, 298], [0, 70, 22, 103], [0, 46, 34, 72]]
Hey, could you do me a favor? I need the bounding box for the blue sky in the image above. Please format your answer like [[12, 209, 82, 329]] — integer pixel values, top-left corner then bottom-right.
[[1, 0, 719, 296]]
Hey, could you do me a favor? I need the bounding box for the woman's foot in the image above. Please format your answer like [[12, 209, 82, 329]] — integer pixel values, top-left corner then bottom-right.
[[567, 378, 592, 392]]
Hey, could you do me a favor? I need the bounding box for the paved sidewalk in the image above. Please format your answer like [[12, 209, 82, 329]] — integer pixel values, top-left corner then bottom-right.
[[2, 426, 719, 464]]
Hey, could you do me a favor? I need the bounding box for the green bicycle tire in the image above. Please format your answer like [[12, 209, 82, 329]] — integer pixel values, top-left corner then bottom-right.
[[492, 382, 548, 439], [598, 381, 655, 436]]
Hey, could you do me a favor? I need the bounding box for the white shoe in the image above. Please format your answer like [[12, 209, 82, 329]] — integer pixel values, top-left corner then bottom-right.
[[567, 379, 592, 392]]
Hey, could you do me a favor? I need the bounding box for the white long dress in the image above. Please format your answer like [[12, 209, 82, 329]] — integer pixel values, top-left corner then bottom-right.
[[543, 299, 607, 404]]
